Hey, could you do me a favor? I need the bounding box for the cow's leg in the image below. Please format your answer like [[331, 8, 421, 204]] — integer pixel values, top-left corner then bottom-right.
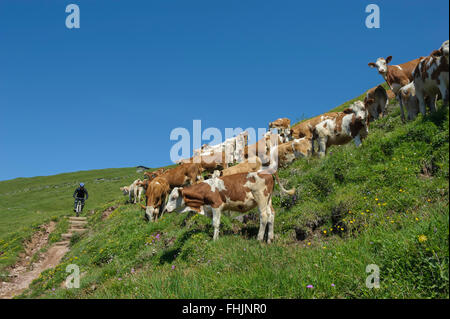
[[438, 82, 449, 108], [428, 94, 437, 113], [410, 96, 420, 120], [378, 100, 387, 119], [317, 137, 327, 157], [372, 106, 379, 120], [254, 191, 269, 242], [353, 134, 362, 147], [159, 196, 167, 219], [133, 187, 138, 204], [257, 206, 268, 242], [407, 105, 413, 121], [266, 198, 275, 244], [211, 208, 222, 240], [415, 89, 427, 116], [397, 92, 406, 122]]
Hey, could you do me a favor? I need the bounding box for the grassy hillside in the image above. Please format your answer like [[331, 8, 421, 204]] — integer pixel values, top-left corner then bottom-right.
[[4, 92, 446, 298], [0, 167, 144, 274]]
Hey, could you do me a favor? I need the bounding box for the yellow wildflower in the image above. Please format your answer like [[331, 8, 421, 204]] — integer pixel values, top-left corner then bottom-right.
[[418, 235, 427, 243]]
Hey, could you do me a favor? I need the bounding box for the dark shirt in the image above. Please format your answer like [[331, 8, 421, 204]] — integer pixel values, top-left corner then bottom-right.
[[73, 187, 88, 199]]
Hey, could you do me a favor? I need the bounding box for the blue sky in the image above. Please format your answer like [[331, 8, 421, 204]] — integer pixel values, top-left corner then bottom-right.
[[0, 0, 448, 181]]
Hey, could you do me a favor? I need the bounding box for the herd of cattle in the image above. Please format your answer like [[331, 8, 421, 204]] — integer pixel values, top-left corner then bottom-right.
[[120, 40, 449, 243]]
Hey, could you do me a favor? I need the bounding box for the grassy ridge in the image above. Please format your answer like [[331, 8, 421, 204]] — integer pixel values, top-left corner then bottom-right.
[[12, 99, 449, 298]]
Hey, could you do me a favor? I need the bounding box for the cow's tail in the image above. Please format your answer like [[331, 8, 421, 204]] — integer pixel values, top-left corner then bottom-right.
[[274, 171, 295, 195], [262, 133, 295, 196]]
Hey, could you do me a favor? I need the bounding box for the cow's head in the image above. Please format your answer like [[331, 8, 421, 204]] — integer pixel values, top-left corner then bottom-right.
[[145, 206, 156, 222], [120, 187, 129, 195], [350, 101, 368, 121], [368, 56, 392, 75], [441, 40, 449, 57], [137, 180, 149, 190], [347, 101, 369, 139], [364, 97, 375, 110], [438, 40, 450, 65], [164, 187, 186, 214]]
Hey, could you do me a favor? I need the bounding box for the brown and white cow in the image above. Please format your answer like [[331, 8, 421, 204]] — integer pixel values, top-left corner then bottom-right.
[[181, 150, 227, 172], [290, 112, 338, 154], [217, 156, 263, 177], [140, 163, 203, 221], [143, 168, 167, 181], [163, 171, 295, 242], [368, 56, 423, 121], [269, 118, 291, 143], [244, 135, 272, 164], [140, 177, 171, 222], [413, 40, 449, 115], [158, 163, 204, 189], [269, 117, 290, 130], [277, 138, 312, 167], [364, 85, 388, 121], [313, 101, 368, 157]]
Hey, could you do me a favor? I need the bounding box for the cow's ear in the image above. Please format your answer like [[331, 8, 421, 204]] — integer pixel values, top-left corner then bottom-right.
[[430, 49, 442, 57], [385, 56, 392, 64], [343, 108, 353, 114], [368, 62, 376, 68]]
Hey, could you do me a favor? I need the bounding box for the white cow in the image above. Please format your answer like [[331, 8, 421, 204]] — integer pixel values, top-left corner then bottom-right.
[[314, 101, 369, 157], [399, 82, 420, 120], [120, 179, 144, 204]]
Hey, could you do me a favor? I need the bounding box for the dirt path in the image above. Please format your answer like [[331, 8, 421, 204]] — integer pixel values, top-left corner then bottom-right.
[[0, 216, 88, 299]]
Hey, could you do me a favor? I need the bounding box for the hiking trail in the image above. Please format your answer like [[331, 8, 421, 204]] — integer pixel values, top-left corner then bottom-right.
[[0, 216, 88, 298]]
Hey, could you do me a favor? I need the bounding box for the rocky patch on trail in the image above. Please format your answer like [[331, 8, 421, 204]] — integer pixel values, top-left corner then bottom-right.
[[0, 222, 63, 298], [101, 206, 118, 220]]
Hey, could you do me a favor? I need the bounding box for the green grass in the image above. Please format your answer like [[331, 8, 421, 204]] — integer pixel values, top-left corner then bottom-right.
[[0, 167, 147, 274], [1, 93, 448, 299]]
